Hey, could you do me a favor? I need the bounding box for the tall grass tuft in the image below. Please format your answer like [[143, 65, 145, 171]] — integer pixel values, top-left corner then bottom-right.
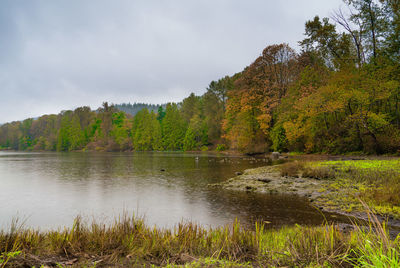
[[349, 200, 400, 267], [280, 161, 305, 177]]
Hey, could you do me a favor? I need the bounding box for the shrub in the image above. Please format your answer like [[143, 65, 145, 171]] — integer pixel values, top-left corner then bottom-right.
[[270, 125, 288, 152], [216, 144, 226, 151], [302, 166, 336, 180], [200, 145, 208, 151], [280, 161, 304, 177]]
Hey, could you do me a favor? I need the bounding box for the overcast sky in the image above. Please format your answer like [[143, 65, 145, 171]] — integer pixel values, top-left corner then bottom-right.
[[0, 0, 344, 123]]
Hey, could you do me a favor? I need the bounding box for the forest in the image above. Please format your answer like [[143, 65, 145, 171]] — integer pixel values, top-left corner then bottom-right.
[[0, 0, 399, 154], [114, 103, 166, 116]]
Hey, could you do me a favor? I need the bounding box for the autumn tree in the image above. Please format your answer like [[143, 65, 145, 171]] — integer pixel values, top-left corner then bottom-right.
[[223, 44, 298, 153]]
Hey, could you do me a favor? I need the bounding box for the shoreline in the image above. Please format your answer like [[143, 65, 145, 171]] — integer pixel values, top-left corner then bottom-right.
[[0, 155, 399, 266], [2, 147, 400, 156]]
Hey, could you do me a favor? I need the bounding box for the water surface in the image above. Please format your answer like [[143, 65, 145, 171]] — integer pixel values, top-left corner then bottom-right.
[[0, 151, 342, 230]]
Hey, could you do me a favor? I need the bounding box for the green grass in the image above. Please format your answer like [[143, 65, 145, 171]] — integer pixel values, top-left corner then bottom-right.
[[278, 159, 400, 219], [300, 159, 400, 219], [313, 159, 400, 172], [0, 210, 399, 267]]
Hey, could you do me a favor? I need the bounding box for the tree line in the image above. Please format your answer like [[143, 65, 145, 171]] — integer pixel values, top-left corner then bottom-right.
[[1, 0, 399, 154]]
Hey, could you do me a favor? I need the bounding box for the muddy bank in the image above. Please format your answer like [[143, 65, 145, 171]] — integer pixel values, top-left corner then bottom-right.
[[211, 165, 400, 229], [210, 165, 327, 200]]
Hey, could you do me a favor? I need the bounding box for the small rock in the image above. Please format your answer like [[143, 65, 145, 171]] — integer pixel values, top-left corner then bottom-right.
[[257, 178, 271, 183], [179, 253, 196, 263], [64, 258, 78, 265], [270, 152, 280, 160]]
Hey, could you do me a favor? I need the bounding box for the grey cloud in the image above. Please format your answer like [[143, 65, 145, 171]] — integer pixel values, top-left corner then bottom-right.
[[0, 0, 343, 123]]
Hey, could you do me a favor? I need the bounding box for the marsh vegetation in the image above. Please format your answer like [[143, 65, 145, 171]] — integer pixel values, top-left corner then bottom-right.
[[279, 159, 400, 219], [1, 207, 399, 267]]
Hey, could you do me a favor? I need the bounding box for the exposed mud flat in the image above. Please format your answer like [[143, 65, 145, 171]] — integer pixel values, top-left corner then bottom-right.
[[211, 164, 400, 232], [210, 165, 328, 200]]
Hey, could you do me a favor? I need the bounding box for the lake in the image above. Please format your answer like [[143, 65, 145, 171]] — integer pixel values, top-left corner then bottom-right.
[[0, 151, 343, 230]]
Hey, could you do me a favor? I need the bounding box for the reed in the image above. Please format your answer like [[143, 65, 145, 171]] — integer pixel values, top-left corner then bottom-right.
[[0, 208, 398, 267]]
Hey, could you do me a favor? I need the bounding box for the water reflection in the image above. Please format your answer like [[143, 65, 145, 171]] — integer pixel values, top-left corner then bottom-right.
[[0, 151, 345, 230]]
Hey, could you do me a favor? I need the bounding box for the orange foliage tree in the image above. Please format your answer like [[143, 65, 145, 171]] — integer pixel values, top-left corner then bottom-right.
[[223, 44, 298, 153]]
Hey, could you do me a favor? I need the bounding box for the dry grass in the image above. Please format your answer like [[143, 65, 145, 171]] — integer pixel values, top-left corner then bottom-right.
[[319, 161, 400, 212], [347, 200, 400, 267], [0, 208, 399, 267], [280, 161, 305, 177], [352, 169, 400, 208], [302, 165, 336, 180], [0, 216, 350, 267], [298, 159, 400, 219], [280, 161, 336, 180]]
